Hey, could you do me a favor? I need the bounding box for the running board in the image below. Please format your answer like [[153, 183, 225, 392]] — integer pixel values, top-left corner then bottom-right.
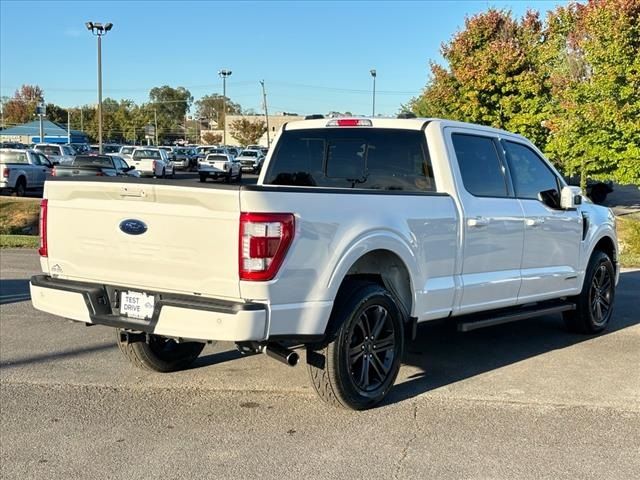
[[457, 302, 576, 332]]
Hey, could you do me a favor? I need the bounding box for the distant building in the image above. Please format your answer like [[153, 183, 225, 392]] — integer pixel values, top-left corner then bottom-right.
[[220, 114, 305, 146], [0, 120, 88, 144]]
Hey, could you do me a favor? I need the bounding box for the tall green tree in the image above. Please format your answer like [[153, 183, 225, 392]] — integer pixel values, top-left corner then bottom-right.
[[545, 0, 640, 186], [410, 1, 640, 185], [411, 9, 552, 148], [3, 85, 44, 125], [230, 119, 266, 146], [149, 86, 193, 143], [194, 94, 241, 129]]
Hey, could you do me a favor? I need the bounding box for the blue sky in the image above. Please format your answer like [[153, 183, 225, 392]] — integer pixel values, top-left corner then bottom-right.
[[1, 0, 566, 116]]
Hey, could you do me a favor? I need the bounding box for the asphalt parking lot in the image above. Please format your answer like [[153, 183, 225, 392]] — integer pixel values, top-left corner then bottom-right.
[[1, 250, 638, 479]]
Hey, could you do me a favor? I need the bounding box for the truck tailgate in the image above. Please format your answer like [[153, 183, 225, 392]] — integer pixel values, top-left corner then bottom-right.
[[43, 179, 241, 300]]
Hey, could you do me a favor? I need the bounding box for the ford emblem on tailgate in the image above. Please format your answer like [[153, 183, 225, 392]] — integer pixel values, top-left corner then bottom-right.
[[119, 219, 147, 235]]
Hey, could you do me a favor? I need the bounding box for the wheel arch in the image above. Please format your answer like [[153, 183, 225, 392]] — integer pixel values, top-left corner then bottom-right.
[[591, 234, 617, 271], [326, 233, 420, 327]]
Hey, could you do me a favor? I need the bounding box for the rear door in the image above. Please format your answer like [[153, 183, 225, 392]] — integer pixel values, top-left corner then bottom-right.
[[445, 128, 524, 315], [501, 140, 582, 301], [44, 181, 242, 299]]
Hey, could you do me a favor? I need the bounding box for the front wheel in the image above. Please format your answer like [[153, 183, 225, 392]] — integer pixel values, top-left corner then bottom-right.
[[307, 282, 404, 410], [199, 173, 208, 183], [564, 250, 615, 334], [116, 330, 206, 372]]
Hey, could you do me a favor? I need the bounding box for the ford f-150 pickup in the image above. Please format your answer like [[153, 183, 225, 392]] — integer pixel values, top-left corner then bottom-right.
[[30, 118, 619, 409]]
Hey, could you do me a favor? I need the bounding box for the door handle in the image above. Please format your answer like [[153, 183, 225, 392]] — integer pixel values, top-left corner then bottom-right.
[[525, 218, 545, 227], [467, 216, 489, 228]]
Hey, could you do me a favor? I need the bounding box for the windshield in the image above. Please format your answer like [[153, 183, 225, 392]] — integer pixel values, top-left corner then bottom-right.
[[0, 151, 28, 164], [133, 149, 162, 159], [36, 145, 61, 156], [73, 156, 114, 168]]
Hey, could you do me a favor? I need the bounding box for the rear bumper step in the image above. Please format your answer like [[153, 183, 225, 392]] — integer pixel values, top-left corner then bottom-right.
[[457, 301, 576, 332], [30, 275, 268, 342]]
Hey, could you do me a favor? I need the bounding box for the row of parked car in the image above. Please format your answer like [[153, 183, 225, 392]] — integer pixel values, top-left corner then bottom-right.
[[0, 142, 270, 195]]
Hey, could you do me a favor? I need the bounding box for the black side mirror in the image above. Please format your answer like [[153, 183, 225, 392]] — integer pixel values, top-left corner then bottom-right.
[[537, 189, 561, 209]]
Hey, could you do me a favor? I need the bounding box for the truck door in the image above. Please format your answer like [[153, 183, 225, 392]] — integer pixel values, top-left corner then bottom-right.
[[500, 140, 582, 301], [445, 128, 525, 315]]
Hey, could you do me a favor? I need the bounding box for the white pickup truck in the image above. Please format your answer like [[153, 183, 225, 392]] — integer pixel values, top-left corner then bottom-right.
[[130, 148, 175, 178], [30, 118, 618, 410], [0, 149, 52, 196], [198, 153, 242, 183]]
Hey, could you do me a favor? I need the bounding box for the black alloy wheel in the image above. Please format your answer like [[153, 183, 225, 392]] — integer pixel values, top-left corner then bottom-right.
[[347, 305, 397, 393], [589, 263, 613, 326]]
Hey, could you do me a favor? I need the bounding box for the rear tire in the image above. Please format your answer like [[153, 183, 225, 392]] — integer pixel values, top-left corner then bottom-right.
[[307, 281, 404, 410], [563, 251, 615, 334], [116, 330, 206, 372], [13, 178, 26, 197]]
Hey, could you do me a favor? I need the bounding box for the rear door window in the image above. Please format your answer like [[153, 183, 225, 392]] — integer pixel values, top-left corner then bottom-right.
[[451, 133, 508, 197], [264, 128, 435, 191], [502, 141, 560, 200]]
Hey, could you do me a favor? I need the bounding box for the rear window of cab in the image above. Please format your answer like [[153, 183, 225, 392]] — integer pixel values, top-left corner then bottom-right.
[[264, 128, 435, 192]]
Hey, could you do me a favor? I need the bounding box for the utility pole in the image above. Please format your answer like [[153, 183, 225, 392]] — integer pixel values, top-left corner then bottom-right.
[[370, 69, 377, 118], [218, 69, 232, 145], [86, 21, 113, 154], [185, 113, 188, 144], [154, 108, 158, 145], [260, 80, 270, 147], [67, 110, 71, 143], [80, 107, 84, 132]]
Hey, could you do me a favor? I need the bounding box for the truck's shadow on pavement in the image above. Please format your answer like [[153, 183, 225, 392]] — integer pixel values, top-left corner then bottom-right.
[[385, 269, 640, 406], [0, 279, 31, 305]]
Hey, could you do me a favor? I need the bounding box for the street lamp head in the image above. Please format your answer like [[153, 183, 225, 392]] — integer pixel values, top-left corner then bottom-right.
[[104, 22, 113, 31], [218, 69, 232, 78], [370, 69, 377, 78], [85, 21, 94, 30]]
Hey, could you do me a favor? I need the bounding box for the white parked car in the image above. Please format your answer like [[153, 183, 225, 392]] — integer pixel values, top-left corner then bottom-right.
[[236, 149, 265, 173], [29, 117, 619, 410], [198, 153, 241, 182], [130, 148, 175, 178], [0, 149, 52, 196], [34, 144, 75, 165]]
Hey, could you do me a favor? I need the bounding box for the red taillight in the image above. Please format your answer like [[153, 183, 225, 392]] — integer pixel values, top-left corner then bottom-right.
[[51, 167, 56, 177], [2, 167, 9, 178], [38, 199, 48, 257], [239, 213, 295, 281], [326, 118, 373, 127], [96, 172, 104, 176]]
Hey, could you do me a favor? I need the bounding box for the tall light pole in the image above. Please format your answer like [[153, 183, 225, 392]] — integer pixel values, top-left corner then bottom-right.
[[218, 69, 232, 145], [86, 21, 113, 154], [370, 69, 377, 118]]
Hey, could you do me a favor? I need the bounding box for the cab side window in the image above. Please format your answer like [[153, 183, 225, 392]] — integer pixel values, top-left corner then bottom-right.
[[451, 133, 508, 197], [503, 141, 559, 201]]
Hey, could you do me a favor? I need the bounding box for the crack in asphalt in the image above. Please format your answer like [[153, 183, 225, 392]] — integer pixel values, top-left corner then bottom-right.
[[393, 401, 419, 479]]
